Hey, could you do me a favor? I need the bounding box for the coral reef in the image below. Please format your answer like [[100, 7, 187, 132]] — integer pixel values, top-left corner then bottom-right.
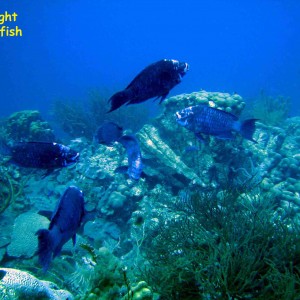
[[132, 91, 249, 190], [84, 219, 121, 248], [51, 91, 153, 139], [121, 281, 153, 300], [0, 167, 15, 214], [251, 90, 290, 126], [137, 187, 300, 299], [5, 110, 55, 142], [0, 164, 25, 215], [7, 212, 49, 258], [70, 245, 153, 300], [52, 100, 97, 139], [137, 125, 202, 188], [0, 89, 299, 299], [0, 267, 74, 299]]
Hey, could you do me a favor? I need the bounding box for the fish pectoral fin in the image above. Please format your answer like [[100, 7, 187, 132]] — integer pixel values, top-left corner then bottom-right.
[[159, 93, 169, 104], [72, 234, 76, 246], [216, 132, 235, 140], [152, 96, 160, 102]]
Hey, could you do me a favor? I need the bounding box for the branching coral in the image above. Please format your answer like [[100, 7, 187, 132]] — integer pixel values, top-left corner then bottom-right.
[[138, 187, 300, 299]]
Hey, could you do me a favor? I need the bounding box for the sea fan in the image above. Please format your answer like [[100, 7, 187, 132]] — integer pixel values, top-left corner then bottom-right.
[[68, 256, 97, 295]]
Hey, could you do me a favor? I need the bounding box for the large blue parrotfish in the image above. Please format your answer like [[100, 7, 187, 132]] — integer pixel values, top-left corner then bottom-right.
[[175, 104, 258, 143], [36, 186, 85, 272], [107, 59, 189, 112]]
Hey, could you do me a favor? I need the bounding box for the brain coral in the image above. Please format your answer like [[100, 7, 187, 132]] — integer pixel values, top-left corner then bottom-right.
[[7, 212, 49, 258]]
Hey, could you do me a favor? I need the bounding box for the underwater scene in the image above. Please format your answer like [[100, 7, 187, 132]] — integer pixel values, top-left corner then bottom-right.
[[1, 1, 300, 300]]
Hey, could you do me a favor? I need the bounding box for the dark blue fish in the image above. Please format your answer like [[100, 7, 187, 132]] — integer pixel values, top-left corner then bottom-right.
[[94, 121, 123, 146], [4, 142, 79, 172], [107, 59, 189, 112], [175, 105, 258, 143], [36, 186, 85, 272], [115, 135, 144, 180]]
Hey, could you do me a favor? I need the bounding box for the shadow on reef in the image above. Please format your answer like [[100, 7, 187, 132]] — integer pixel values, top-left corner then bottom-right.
[[138, 183, 300, 299]]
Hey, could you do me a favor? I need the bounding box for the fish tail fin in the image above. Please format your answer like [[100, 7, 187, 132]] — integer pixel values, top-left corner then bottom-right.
[[36, 229, 53, 272], [107, 91, 131, 113], [240, 119, 258, 143]]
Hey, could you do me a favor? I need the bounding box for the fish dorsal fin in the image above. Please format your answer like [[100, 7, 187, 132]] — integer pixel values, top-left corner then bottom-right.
[[49, 196, 62, 230]]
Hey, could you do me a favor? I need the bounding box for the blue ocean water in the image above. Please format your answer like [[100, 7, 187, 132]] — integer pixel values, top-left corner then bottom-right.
[[0, 0, 299, 117]]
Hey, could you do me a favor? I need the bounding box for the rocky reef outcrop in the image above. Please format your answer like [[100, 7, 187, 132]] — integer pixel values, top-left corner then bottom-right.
[[0, 267, 74, 299], [5, 110, 55, 142], [0, 90, 299, 299]]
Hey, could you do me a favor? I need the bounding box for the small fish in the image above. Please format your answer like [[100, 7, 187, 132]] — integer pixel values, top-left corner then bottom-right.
[[94, 121, 123, 146], [115, 135, 144, 180], [3, 142, 79, 175], [107, 59, 189, 112], [175, 105, 258, 143], [36, 186, 85, 272]]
